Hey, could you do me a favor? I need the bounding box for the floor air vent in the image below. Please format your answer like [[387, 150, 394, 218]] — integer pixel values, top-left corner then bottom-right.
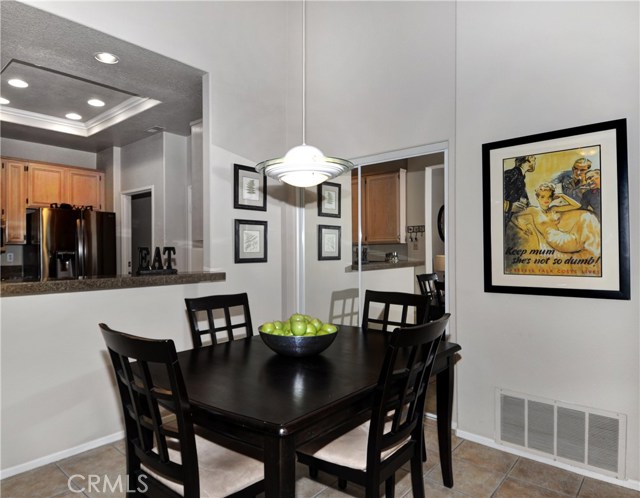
[[496, 389, 626, 479]]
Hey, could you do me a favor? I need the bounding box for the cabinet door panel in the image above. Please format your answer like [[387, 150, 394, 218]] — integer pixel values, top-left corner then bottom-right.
[[364, 172, 400, 244], [28, 163, 65, 207], [67, 170, 104, 210], [3, 160, 28, 243]]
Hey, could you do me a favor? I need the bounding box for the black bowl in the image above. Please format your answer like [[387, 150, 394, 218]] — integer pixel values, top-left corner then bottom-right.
[[259, 330, 338, 357]]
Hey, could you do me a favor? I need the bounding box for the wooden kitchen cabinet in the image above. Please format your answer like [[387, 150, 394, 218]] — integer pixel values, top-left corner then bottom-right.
[[1, 157, 106, 245], [1, 159, 28, 244], [18, 159, 105, 210], [66, 168, 104, 210], [353, 169, 406, 245], [27, 162, 66, 207]]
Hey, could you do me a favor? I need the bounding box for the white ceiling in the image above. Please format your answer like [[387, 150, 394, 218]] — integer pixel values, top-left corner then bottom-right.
[[0, 1, 204, 153]]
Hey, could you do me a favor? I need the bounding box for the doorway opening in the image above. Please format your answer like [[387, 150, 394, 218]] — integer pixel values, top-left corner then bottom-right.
[[120, 187, 154, 276]]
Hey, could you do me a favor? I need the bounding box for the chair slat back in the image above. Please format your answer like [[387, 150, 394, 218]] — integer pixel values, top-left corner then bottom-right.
[[362, 290, 429, 332], [368, 314, 450, 467], [416, 273, 445, 320], [184, 293, 254, 347], [100, 323, 200, 497]]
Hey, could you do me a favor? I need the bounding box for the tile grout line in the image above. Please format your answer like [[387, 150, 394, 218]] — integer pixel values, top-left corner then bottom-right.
[[489, 455, 520, 498]]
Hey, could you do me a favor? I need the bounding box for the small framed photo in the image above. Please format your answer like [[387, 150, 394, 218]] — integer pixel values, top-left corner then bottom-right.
[[318, 225, 341, 260], [235, 219, 267, 263], [317, 182, 341, 217], [234, 164, 266, 211]]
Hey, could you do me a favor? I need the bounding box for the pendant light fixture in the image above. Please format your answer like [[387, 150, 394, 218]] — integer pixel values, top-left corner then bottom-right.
[[255, 0, 353, 188]]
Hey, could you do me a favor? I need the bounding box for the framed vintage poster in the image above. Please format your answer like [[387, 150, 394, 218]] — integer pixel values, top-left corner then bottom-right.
[[234, 219, 267, 263], [318, 225, 341, 260], [482, 119, 629, 300], [317, 182, 341, 217], [234, 164, 266, 211]]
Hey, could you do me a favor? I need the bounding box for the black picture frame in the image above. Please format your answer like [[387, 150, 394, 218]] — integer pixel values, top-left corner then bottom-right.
[[318, 225, 341, 260], [234, 164, 266, 211], [317, 182, 341, 218], [482, 118, 629, 300], [234, 219, 267, 263]]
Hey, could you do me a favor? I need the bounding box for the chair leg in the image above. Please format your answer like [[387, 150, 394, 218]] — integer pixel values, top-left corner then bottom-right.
[[338, 478, 347, 489], [385, 475, 395, 498], [410, 455, 425, 498], [421, 432, 427, 462], [306, 465, 317, 478]]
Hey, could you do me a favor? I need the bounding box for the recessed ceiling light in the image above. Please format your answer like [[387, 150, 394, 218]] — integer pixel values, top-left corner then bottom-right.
[[8, 79, 28, 88], [0, 97, 9, 105], [88, 99, 105, 107], [94, 52, 119, 64], [65, 113, 82, 120]]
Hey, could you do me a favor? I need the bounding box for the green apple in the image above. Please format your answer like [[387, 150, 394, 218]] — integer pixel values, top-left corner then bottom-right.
[[290, 313, 305, 322], [305, 323, 317, 335], [273, 320, 283, 330], [321, 323, 338, 334], [261, 322, 275, 333], [291, 320, 307, 336]]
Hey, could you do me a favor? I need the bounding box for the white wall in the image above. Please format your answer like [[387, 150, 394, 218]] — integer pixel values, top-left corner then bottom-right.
[[164, 133, 189, 270], [208, 144, 288, 322], [0, 282, 231, 472], [303, 171, 358, 322], [121, 132, 166, 253], [303, 0, 456, 324], [0, 137, 97, 169], [455, 1, 639, 482], [301, 1, 456, 158]]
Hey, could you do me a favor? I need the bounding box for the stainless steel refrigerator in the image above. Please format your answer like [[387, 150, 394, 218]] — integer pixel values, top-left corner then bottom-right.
[[28, 206, 116, 280]]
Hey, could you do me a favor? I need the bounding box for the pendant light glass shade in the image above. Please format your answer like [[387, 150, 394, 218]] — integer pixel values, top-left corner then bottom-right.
[[255, 144, 354, 188]]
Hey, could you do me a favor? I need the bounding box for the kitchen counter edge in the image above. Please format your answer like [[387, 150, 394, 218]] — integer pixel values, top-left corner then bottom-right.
[[345, 260, 424, 272], [0, 271, 226, 297]]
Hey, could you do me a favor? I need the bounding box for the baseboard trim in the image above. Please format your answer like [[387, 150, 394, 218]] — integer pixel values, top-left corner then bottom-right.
[[0, 431, 124, 480], [455, 429, 640, 492]]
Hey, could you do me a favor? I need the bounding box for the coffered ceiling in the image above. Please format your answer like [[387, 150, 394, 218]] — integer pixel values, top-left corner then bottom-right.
[[0, 1, 204, 153]]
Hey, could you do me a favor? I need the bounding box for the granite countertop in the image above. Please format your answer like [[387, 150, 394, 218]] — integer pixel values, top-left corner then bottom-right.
[[345, 260, 424, 272], [0, 271, 226, 297]]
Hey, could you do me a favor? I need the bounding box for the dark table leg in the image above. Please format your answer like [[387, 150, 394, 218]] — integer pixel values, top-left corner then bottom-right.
[[263, 434, 296, 498], [436, 358, 455, 488]]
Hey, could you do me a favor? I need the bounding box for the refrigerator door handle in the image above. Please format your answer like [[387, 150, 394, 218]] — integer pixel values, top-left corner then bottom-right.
[[77, 218, 85, 279]]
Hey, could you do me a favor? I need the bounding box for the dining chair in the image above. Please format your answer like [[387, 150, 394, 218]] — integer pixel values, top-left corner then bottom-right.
[[99, 323, 264, 498], [184, 293, 254, 347], [297, 314, 451, 498], [416, 273, 445, 320], [361, 289, 429, 332]]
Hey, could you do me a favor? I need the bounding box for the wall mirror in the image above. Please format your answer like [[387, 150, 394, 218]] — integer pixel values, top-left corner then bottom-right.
[[304, 146, 448, 328]]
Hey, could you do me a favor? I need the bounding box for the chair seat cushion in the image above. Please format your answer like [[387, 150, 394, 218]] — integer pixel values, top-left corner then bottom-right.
[[299, 419, 407, 471], [142, 427, 263, 498]]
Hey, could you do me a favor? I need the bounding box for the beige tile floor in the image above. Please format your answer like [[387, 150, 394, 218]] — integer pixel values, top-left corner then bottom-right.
[[2, 418, 638, 498]]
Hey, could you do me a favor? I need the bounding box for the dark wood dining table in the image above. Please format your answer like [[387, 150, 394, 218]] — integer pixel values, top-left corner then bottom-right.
[[168, 326, 461, 497]]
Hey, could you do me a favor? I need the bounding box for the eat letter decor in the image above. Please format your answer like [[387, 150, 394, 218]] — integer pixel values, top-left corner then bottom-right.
[[136, 246, 178, 275]]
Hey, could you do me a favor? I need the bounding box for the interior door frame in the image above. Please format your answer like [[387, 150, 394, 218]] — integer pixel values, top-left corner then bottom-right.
[[424, 164, 445, 273], [350, 141, 450, 324], [120, 185, 154, 276]]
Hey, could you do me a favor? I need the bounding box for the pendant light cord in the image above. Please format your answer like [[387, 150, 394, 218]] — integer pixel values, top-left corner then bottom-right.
[[301, 0, 306, 145]]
